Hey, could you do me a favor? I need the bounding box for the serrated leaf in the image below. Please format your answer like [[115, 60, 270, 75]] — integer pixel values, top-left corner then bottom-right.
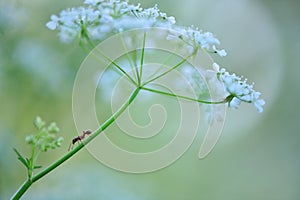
[[13, 148, 29, 169]]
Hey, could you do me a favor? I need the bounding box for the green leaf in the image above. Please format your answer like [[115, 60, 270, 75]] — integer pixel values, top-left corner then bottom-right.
[[13, 148, 22, 158], [25, 158, 31, 166], [33, 165, 42, 169], [13, 148, 29, 169]]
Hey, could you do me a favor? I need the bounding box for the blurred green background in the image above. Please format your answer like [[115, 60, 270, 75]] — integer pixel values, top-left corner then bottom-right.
[[1, 0, 299, 199]]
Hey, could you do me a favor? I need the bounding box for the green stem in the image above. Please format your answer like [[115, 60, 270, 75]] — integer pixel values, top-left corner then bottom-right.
[[11, 88, 140, 200], [142, 54, 193, 86], [11, 180, 33, 200], [85, 34, 137, 86], [145, 53, 175, 82], [139, 32, 146, 85], [133, 49, 140, 85], [95, 48, 137, 86], [141, 86, 225, 104], [28, 147, 35, 180], [119, 33, 138, 82]]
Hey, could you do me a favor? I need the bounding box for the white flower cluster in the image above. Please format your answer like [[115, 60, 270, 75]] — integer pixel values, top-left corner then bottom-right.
[[46, 7, 101, 42], [168, 26, 227, 57], [47, 1, 265, 112], [46, 0, 225, 56], [46, 0, 176, 43], [212, 63, 265, 112]]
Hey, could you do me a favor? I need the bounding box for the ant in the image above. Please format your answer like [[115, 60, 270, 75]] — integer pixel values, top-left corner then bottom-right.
[[68, 129, 92, 151]]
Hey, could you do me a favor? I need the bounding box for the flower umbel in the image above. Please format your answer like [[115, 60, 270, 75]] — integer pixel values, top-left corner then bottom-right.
[[46, 0, 174, 43], [212, 63, 265, 112], [46, 0, 225, 57], [168, 26, 227, 56], [46, 0, 264, 113]]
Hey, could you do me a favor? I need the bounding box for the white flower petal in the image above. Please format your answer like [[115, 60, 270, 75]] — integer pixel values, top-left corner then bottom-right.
[[229, 97, 242, 109], [46, 21, 57, 30]]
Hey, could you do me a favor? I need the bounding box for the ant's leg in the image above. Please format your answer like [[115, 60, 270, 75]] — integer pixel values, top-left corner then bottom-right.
[[68, 143, 73, 151]]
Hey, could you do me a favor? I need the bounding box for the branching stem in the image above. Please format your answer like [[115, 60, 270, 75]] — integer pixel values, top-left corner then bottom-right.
[[141, 86, 226, 104], [11, 30, 227, 200], [11, 88, 140, 200]]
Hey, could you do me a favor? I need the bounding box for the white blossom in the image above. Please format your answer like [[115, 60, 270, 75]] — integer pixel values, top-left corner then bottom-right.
[[46, 15, 59, 30], [47, 1, 265, 113], [46, 0, 225, 56], [167, 16, 176, 24], [212, 45, 227, 57], [167, 26, 226, 57], [46, 0, 224, 55], [46, 0, 177, 43], [228, 97, 242, 109], [210, 63, 265, 112]]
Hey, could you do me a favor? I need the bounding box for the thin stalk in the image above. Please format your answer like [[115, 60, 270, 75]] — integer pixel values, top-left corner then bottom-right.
[[95, 48, 137, 86], [11, 88, 140, 200], [85, 35, 137, 86], [146, 53, 175, 82], [28, 147, 35, 180], [133, 49, 140, 85], [119, 33, 138, 82], [141, 86, 225, 104], [139, 33, 146, 85], [142, 54, 193, 86]]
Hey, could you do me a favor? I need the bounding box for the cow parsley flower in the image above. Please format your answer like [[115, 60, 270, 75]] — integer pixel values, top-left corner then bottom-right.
[[46, 6, 102, 42], [211, 63, 265, 112], [46, 0, 264, 113], [46, 0, 176, 43], [167, 26, 227, 57], [46, 0, 225, 57]]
